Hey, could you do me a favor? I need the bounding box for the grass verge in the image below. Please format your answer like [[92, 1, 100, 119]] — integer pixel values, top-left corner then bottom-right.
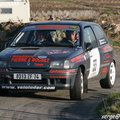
[[96, 92, 120, 118], [110, 39, 120, 50]]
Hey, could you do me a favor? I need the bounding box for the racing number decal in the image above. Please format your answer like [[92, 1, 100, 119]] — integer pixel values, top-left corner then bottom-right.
[[88, 48, 100, 79]]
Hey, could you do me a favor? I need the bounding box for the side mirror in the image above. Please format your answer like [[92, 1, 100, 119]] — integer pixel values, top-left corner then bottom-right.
[[5, 42, 9, 48], [86, 43, 93, 51]]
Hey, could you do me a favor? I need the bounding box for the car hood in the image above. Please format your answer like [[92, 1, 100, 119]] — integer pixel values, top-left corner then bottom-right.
[[0, 47, 83, 68]]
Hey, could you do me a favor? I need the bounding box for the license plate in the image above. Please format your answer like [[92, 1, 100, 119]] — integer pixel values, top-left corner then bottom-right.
[[14, 73, 42, 80]]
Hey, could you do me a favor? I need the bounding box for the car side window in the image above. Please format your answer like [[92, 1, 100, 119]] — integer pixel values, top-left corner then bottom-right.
[[92, 25, 108, 45], [84, 27, 98, 48]]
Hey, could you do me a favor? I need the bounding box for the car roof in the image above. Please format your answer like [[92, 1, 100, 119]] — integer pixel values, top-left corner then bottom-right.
[[27, 21, 97, 27]]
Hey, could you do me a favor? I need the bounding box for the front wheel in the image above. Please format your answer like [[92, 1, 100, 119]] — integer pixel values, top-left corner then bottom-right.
[[70, 68, 86, 100], [100, 61, 116, 88]]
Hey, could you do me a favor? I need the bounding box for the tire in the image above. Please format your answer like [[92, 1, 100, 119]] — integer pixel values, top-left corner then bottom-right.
[[100, 61, 116, 88], [70, 67, 86, 100], [83, 73, 88, 93]]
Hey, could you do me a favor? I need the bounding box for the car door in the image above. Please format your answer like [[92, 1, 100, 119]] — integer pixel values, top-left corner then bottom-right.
[[84, 26, 101, 79], [91, 24, 113, 75]]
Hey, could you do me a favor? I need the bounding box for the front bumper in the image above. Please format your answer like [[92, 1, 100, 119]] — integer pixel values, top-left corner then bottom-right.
[[0, 68, 77, 91]]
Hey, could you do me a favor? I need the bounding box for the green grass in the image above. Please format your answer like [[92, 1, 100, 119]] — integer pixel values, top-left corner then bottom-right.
[[110, 39, 120, 50], [96, 92, 120, 117], [110, 40, 120, 46]]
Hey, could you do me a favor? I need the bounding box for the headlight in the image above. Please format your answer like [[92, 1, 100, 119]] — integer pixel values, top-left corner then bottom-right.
[[64, 60, 70, 69], [0, 61, 7, 68], [50, 60, 70, 69]]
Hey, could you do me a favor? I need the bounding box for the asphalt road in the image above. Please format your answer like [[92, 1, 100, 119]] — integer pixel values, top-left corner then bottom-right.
[[0, 53, 120, 120]]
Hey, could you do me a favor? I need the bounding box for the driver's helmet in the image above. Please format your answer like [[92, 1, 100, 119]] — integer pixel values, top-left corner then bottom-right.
[[66, 31, 78, 41], [36, 30, 47, 42]]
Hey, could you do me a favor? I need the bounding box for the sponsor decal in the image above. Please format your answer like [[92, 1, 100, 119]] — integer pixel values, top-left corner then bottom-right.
[[50, 76, 68, 78], [102, 45, 112, 52], [1, 85, 55, 90], [99, 38, 106, 45], [17, 86, 55, 90], [71, 55, 84, 63], [68, 26, 78, 29], [47, 50, 70, 55], [32, 58, 49, 62], [102, 46, 111, 49], [50, 69, 76, 73], [2, 86, 16, 89], [11, 55, 50, 63], [104, 60, 110, 63], [36, 25, 67, 29], [34, 63, 44, 66], [103, 53, 111, 63], [102, 67, 108, 74], [11, 55, 33, 62], [0, 69, 6, 72], [104, 53, 111, 59]]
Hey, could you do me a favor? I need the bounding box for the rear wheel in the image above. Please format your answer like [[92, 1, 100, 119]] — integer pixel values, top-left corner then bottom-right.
[[100, 61, 116, 88], [70, 67, 87, 100]]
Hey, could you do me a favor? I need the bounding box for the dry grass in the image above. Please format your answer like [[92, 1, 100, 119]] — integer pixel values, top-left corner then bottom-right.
[[30, 0, 120, 12], [29, 0, 120, 23]]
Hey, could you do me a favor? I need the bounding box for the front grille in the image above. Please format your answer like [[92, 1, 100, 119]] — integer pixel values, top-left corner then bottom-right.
[[11, 79, 47, 84], [10, 78, 66, 85]]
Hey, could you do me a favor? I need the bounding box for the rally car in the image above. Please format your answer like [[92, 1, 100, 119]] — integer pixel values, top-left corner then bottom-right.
[[0, 21, 116, 100]]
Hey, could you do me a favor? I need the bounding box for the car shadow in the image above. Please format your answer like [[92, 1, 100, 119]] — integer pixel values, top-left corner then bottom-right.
[[0, 88, 106, 102], [0, 90, 71, 101]]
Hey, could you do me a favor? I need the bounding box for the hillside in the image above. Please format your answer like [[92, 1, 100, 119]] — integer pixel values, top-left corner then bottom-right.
[[30, 0, 120, 23]]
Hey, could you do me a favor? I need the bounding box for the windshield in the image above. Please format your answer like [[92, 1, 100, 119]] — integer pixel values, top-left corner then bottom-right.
[[10, 25, 80, 47]]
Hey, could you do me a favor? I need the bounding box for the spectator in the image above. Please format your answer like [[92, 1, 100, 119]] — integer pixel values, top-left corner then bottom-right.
[[48, 14, 54, 21]]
